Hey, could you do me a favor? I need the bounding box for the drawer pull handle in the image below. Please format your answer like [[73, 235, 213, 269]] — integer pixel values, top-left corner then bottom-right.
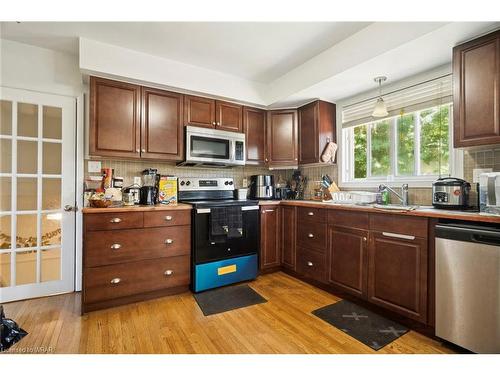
[[165, 239, 174, 244], [307, 261, 313, 267], [307, 212, 314, 216], [308, 233, 314, 238], [165, 215, 173, 221], [110, 218, 122, 223], [110, 278, 121, 284], [110, 243, 121, 250], [164, 270, 174, 276], [382, 232, 415, 241]]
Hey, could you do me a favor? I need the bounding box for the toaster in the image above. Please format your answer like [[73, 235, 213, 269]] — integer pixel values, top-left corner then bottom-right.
[[432, 177, 471, 209], [479, 172, 500, 215]]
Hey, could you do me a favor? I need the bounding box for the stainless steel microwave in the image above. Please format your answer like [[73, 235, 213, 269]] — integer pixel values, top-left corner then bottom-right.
[[178, 126, 245, 167]]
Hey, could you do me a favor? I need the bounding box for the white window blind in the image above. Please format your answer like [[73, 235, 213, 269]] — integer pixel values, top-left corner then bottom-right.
[[342, 74, 452, 128]]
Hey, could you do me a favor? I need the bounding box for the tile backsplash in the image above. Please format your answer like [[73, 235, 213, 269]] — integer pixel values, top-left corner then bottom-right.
[[463, 147, 500, 183]]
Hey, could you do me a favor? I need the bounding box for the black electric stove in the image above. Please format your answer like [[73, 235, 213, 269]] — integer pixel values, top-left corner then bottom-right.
[[179, 177, 259, 293]]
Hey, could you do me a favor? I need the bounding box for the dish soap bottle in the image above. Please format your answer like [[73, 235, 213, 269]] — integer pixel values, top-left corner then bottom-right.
[[377, 186, 390, 205]]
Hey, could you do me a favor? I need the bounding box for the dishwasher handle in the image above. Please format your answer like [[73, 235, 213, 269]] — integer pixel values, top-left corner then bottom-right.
[[436, 224, 500, 245]]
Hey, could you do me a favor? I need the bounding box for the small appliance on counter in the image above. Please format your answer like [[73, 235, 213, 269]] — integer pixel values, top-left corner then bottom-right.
[[432, 177, 473, 209], [123, 184, 141, 205], [140, 168, 159, 205], [479, 172, 500, 215], [249, 175, 275, 200]]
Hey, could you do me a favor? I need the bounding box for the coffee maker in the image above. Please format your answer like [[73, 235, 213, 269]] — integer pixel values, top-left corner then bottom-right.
[[249, 175, 275, 200], [140, 168, 159, 205]]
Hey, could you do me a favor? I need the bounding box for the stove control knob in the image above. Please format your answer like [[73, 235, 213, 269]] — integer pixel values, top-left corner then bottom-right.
[[228, 181, 233, 185], [224, 181, 229, 185], [186, 181, 191, 186], [180, 181, 185, 186]]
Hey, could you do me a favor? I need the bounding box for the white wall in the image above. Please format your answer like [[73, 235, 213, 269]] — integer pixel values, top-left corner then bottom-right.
[[0, 38, 84, 97]]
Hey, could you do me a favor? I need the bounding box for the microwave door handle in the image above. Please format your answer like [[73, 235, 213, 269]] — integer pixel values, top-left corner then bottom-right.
[[229, 141, 234, 162]]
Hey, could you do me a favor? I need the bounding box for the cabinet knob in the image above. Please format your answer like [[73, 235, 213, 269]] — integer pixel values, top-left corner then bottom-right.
[[212, 122, 216, 125], [110, 243, 121, 250], [308, 233, 314, 238], [165, 239, 174, 244], [164, 270, 174, 276], [295, 158, 298, 161], [265, 158, 268, 162], [141, 149, 146, 153], [307, 212, 314, 216], [307, 261, 313, 267], [110, 218, 122, 223], [165, 215, 173, 221], [136, 149, 140, 153], [363, 237, 367, 242], [110, 278, 121, 284], [217, 122, 220, 126]]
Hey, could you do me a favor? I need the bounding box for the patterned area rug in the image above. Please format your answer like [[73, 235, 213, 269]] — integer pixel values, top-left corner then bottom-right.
[[312, 300, 408, 350]]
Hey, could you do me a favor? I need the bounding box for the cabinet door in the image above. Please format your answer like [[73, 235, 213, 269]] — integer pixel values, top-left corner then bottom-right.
[[328, 226, 368, 298], [184, 95, 216, 128], [243, 107, 266, 165], [281, 206, 296, 271], [260, 206, 281, 270], [141, 87, 183, 160], [267, 110, 298, 167], [89, 77, 141, 158], [453, 31, 500, 147], [368, 231, 428, 323], [216, 101, 243, 132], [299, 100, 336, 165]]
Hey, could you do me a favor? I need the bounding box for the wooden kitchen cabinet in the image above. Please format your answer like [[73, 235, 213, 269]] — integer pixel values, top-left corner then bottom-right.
[[281, 205, 296, 271], [243, 106, 267, 165], [368, 230, 428, 323], [328, 226, 368, 298], [141, 87, 184, 161], [216, 100, 243, 132], [267, 110, 298, 167], [184, 95, 243, 133], [298, 100, 336, 165], [89, 76, 141, 158], [260, 205, 281, 271], [184, 95, 216, 129], [453, 29, 500, 147]]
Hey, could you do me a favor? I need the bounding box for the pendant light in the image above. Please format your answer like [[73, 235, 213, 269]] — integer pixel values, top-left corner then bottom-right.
[[372, 76, 388, 117]]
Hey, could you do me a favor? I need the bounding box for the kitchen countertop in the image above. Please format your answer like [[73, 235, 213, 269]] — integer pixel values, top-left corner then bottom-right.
[[259, 200, 500, 224], [82, 203, 192, 213]]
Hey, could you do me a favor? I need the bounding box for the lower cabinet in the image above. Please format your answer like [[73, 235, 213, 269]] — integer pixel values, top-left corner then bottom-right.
[[368, 231, 428, 323], [281, 206, 296, 271], [327, 225, 368, 298], [296, 247, 326, 283], [260, 205, 281, 270]]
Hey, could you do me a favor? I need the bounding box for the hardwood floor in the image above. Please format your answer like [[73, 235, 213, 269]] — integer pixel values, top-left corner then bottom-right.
[[2, 272, 456, 354]]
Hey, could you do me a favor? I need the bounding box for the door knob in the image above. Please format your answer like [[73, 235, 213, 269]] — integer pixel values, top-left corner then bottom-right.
[[64, 205, 78, 212]]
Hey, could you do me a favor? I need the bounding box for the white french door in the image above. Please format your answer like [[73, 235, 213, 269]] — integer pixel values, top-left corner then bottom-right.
[[0, 87, 76, 303]]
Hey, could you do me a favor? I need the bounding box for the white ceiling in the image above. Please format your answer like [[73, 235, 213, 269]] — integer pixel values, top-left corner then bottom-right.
[[1, 21, 499, 107], [0, 22, 370, 83]]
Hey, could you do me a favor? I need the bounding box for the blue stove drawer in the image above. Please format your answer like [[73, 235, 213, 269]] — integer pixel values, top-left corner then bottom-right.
[[193, 254, 258, 293]]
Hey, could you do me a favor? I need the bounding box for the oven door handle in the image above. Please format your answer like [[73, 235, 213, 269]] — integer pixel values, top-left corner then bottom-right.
[[196, 208, 211, 214], [241, 205, 259, 211]]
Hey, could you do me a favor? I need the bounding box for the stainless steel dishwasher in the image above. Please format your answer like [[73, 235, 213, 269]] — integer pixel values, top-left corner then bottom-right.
[[435, 222, 500, 353]]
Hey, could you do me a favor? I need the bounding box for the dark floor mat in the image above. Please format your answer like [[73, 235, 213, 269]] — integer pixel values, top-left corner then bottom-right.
[[312, 300, 408, 350], [194, 284, 267, 316]]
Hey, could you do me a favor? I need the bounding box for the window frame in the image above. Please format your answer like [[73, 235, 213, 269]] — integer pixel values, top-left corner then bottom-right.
[[340, 102, 463, 189]]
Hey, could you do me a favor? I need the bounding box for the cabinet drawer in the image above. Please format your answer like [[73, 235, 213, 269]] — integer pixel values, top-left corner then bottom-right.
[[369, 214, 428, 238], [296, 247, 326, 283], [297, 207, 326, 222], [84, 255, 190, 304], [84, 212, 143, 231], [84, 226, 191, 267], [328, 210, 369, 230], [297, 221, 327, 251], [143, 210, 191, 227]]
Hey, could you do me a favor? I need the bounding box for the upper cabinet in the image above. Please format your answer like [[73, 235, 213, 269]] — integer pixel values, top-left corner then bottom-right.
[[184, 95, 243, 132], [453, 30, 500, 147], [267, 109, 298, 168], [184, 95, 216, 129], [216, 101, 243, 132], [141, 87, 184, 161], [243, 106, 266, 165], [89, 77, 141, 159], [298, 100, 336, 165], [89, 77, 183, 161]]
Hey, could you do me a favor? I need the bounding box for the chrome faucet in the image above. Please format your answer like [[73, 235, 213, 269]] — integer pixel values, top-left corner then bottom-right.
[[379, 184, 409, 206]]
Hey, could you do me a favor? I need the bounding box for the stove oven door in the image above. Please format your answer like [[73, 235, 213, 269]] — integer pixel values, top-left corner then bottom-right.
[[193, 206, 259, 264]]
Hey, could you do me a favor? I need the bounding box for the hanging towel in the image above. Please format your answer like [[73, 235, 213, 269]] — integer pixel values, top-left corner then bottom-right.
[[210, 208, 228, 237], [321, 141, 338, 163], [226, 206, 243, 239]]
